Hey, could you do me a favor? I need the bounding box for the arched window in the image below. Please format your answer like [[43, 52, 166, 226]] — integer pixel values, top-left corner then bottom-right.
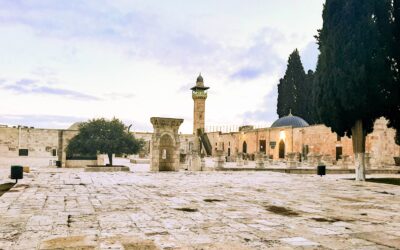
[[243, 141, 247, 154]]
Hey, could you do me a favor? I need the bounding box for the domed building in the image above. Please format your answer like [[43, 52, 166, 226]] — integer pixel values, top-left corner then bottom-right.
[[271, 112, 309, 128]]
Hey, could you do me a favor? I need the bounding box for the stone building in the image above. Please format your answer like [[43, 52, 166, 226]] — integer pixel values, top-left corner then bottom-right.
[[206, 114, 400, 167], [0, 124, 78, 168], [0, 74, 399, 169]]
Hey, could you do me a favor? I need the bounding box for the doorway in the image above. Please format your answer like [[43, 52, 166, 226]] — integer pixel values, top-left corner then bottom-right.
[[259, 140, 266, 153], [279, 140, 285, 159], [336, 146, 343, 161]]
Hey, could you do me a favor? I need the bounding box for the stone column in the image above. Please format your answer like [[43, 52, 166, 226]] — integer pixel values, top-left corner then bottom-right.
[[342, 155, 350, 169], [255, 152, 265, 169], [263, 155, 269, 167], [214, 149, 225, 170], [237, 152, 244, 167], [201, 156, 206, 170], [243, 153, 248, 165], [287, 152, 297, 169], [365, 153, 371, 170], [188, 151, 202, 171], [315, 154, 322, 166]]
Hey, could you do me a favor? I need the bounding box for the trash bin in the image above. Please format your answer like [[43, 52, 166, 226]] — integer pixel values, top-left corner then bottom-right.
[[317, 165, 326, 176], [11, 165, 23, 183]]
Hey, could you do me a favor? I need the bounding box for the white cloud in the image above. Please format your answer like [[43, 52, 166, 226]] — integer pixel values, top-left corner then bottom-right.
[[0, 0, 324, 132]]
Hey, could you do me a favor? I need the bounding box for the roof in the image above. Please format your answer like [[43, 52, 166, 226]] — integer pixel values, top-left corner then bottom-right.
[[191, 73, 209, 91], [68, 122, 82, 130], [271, 112, 309, 128]]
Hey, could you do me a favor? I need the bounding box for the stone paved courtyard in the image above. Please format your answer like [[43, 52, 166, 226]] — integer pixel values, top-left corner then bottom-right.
[[0, 165, 399, 249]]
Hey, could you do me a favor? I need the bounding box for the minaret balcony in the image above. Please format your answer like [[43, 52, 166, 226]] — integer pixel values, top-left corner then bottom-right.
[[192, 91, 208, 99]]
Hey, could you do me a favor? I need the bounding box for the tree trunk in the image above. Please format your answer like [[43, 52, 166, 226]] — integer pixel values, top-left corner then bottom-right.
[[351, 120, 366, 181], [108, 153, 113, 166]]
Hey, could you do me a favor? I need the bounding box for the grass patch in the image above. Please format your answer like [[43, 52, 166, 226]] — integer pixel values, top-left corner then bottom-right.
[[0, 183, 15, 197], [265, 205, 299, 217], [175, 207, 199, 212]]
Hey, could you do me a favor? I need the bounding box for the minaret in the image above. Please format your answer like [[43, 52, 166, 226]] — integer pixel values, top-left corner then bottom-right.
[[191, 73, 209, 135]]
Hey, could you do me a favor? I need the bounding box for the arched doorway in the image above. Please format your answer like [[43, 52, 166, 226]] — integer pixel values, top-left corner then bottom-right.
[[242, 141, 247, 154], [279, 140, 285, 159], [159, 134, 175, 171]]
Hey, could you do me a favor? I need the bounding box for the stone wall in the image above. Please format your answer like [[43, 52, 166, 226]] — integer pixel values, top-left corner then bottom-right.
[[0, 127, 59, 157], [0, 127, 60, 168], [206, 118, 400, 167], [206, 127, 294, 160]]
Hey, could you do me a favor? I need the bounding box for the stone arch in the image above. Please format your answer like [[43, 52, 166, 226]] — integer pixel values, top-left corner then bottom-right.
[[279, 140, 285, 159], [150, 117, 183, 171], [159, 133, 175, 171]]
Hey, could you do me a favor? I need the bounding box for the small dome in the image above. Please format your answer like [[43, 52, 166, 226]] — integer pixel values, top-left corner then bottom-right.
[[196, 73, 204, 87], [68, 122, 82, 130], [271, 112, 309, 128]]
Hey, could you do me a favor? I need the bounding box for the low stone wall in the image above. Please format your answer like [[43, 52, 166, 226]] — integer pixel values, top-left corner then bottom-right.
[[84, 166, 130, 172], [0, 156, 57, 168], [130, 158, 150, 164], [65, 160, 97, 168]]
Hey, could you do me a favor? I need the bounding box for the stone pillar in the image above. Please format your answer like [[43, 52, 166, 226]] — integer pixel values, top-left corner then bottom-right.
[[214, 149, 225, 169], [243, 153, 248, 165], [287, 152, 297, 169], [263, 155, 271, 167], [255, 152, 265, 169], [237, 152, 243, 166], [188, 151, 202, 171], [342, 155, 350, 169], [201, 157, 206, 170], [315, 154, 322, 166], [365, 153, 371, 170]]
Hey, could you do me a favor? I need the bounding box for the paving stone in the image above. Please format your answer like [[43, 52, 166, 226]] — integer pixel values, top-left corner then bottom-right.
[[0, 167, 399, 249]]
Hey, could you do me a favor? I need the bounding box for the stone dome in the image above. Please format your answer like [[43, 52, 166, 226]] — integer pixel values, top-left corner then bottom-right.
[[68, 122, 82, 130], [271, 112, 309, 128]]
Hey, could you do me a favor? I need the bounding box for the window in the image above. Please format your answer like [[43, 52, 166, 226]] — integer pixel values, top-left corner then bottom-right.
[[337, 135, 341, 141], [19, 149, 28, 156], [52, 149, 57, 156]]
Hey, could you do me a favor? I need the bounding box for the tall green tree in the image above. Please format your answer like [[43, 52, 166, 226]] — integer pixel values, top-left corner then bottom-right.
[[277, 49, 319, 124], [67, 118, 144, 165], [302, 70, 320, 124], [277, 49, 305, 118], [386, 0, 400, 145], [314, 0, 392, 181]]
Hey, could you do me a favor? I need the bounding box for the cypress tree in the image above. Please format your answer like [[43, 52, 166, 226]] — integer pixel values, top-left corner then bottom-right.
[[303, 70, 320, 124], [387, 0, 400, 145], [314, 0, 392, 181], [277, 49, 306, 118]]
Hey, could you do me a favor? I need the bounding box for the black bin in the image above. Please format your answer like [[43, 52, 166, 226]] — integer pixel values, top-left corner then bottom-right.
[[11, 165, 23, 183], [317, 165, 326, 176], [56, 161, 61, 168]]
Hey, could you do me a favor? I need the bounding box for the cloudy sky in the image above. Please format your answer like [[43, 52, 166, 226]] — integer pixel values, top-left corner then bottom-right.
[[0, 0, 323, 133]]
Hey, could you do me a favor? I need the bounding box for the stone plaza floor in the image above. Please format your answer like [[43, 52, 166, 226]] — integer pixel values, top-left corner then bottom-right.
[[0, 165, 399, 249]]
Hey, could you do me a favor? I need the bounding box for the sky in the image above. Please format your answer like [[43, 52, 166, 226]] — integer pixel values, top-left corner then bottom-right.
[[0, 0, 324, 133]]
